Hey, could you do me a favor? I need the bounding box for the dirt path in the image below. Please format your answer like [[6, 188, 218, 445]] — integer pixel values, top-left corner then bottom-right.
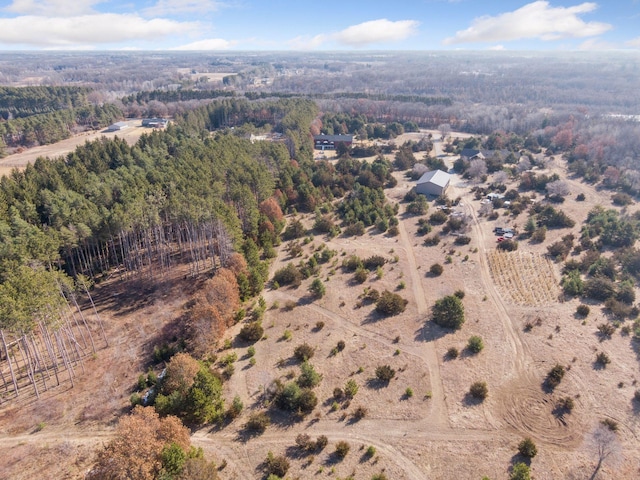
[[464, 202, 530, 378], [396, 214, 449, 428]]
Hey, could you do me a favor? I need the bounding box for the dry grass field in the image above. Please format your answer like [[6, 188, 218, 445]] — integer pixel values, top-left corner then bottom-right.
[[0, 119, 150, 177], [1, 130, 639, 479]]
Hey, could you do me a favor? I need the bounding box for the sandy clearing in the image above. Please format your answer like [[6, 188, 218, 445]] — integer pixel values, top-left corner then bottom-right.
[[0, 119, 150, 175]]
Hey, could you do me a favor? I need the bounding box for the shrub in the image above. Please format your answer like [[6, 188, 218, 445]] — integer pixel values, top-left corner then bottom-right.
[[363, 255, 387, 270], [344, 221, 366, 236], [334, 441, 351, 459], [595, 351, 611, 367], [336, 340, 346, 352], [227, 395, 244, 419], [597, 323, 615, 338], [517, 437, 538, 458], [342, 255, 363, 271], [344, 379, 359, 398], [576, 193, 586, 201], [315, 435, 328, 450], [454, 235, 471, 245], [454, 289, 465, 299], [294, 343, 315, 362], [405, 387, 414, 397], [354, 267, 369, 284], [429, 210, 448, 225], [372, 474, 389, 480], [309, 278, 326, 298], [272, 263, 302, 287], [546, 364, 565, 389], [297, 361, 322, 388], [446, 347, 459, 359], [576, 304, 590, 316], [432, 295, 465, 330], [239, 322, 264, 342], [375, 290, 408, 315], [557, 396, 574, 413], [423, 234, 441, 246], [366, 445, 376, 457], [497, 239, 518, 251], [429, 263, 444, 276], [265, 451, 290, 478], [352, 405, 368, 420], [601, 418, 619, 431], [282, 329, 292, 341], [245, 412, 270, 433], [296, 433, 313, 451], [510, 462, 531, 480], [375, 365, 396, 383], [467, 335, 484, 354], [469, 381, 488, 400]]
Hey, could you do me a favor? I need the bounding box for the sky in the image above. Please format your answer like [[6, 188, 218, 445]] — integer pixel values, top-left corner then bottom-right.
[[0, 0, 638, 51]]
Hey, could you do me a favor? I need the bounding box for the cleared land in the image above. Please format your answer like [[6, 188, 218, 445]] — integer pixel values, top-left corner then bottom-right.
[[0, 119, 150, 176]]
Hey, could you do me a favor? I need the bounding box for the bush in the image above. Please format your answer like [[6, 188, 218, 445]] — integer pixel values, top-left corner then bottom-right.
[[272, 263, 302, 287], [342, 255, 363, 271], [546, 364, 565, 389], [344, 379, 359, 398], [469, 381, 488, 400], [334, 441, 351, 459], [432, 295, 465, 330], [245, 411, 270, 433], [467, 335, 484, 354], [497, 239, 518, 251], [597, 323, 615, 338], [510, 462, 531, 480], [238, 321, 263, 343], [297, 361, 322, 388], [366, 445, 377, 457], [294, 343, 315, 362], [454, 235, 471, 245], [344, 221, 366, 236], [375, 290, 408, 315], [446, 347, 459, 359], [375, 365, 396, 383], [429, 263, 444, 276], [423, 234, 441, 246], [557, 396, 574, 413], [454, 289, 465, 299], [363, 255, 387, 270], [429, 210, 448, 225], [517, 437, 538, 458], [354, 267, 369, 284], [595, 351, 611, 367], [576, 304, 590, 316], [352, 405, 368, 420], [309, 278, 326, 298], [265, 451, 290, 478]]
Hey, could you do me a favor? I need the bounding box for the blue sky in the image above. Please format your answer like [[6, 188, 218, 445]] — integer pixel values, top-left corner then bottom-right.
[[0, 0, 638, 51]]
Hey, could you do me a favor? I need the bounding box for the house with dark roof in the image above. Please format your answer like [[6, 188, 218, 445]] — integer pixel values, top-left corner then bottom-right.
[[313, 134, 354, 151], [416, 169, 451, 197]]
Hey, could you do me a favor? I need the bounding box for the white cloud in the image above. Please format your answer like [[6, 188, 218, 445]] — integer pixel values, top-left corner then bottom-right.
[[488, 44, 505, 50], [0, 14, 199, 47], [626, 37, 640, 48], [172, 38, 233, 50], [333, 19, 419, 46], [288, 19, 419, 49], [143, 0, 223, 16], [4, 0, 103, 16], [577, 38, 616, 50], [443, 1, 611, 45]]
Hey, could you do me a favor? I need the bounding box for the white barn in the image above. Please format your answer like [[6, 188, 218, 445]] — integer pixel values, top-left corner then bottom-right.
[[416, 169, 451, 197], [107, 121, 129, 132]]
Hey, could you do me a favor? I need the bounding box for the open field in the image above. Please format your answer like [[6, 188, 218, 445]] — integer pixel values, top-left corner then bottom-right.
[[0, 119, 150, 176], [1, 131, 639, 479]]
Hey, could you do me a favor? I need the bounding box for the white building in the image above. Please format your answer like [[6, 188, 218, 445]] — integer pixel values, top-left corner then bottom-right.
[[107, 121, 129, 132], [416, 169, 451, 197]]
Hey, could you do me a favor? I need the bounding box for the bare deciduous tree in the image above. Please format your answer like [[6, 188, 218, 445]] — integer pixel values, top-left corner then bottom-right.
[[546, 179, 570, 197], [468, 159, 487, 180], [586, 425, 622, 480], [493, 170, 509, 185]]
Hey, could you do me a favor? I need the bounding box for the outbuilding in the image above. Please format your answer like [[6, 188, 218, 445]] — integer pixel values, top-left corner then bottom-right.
[[416, 169, 451, 197], [107, 121, 129, 132]]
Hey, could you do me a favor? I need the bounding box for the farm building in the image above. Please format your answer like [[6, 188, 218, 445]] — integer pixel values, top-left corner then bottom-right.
[[107, 121, 129, 132], [313, 134, 354, 151], [142, 118, 168, 128], [416, 169, 451, 197]]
